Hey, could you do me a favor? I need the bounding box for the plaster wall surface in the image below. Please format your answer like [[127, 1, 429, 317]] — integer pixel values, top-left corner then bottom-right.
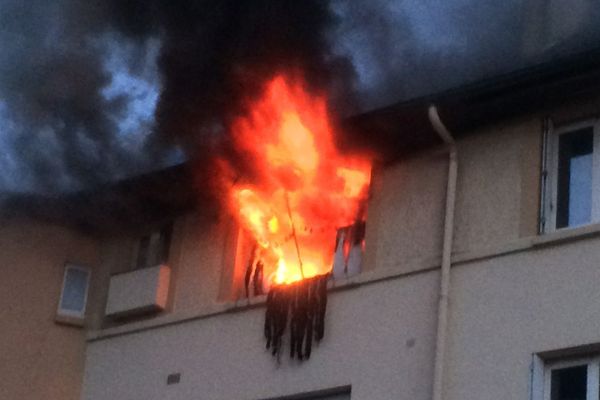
[[170, 213, 235, 312], [88, 112, 543, 326], [82, 98, 600, 400], [88, 213, 234, 329], [446, 236, 600, 400], [453, 124, 523, 253], [82, 272, 438, 400], [0, 219, 98, 400], [366, 115, 541, 275], [365, 152, 447, 275]]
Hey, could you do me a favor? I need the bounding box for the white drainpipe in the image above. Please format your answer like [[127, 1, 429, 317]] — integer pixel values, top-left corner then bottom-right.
[[428, 105, 457, 400]]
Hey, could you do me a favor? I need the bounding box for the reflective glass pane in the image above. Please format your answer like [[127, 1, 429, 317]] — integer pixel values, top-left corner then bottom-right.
[[569, 153, 592, 226], [556, 128, 593, 229], [60, 267, 88, 313]]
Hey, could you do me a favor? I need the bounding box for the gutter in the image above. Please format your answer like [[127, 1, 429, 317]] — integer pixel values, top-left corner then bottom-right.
[[428, 105, 457, 400]]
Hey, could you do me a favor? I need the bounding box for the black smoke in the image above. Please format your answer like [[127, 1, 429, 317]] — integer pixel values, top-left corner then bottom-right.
[[0, 0, 356, 195], [0, 1, 164, 193], [333, 0, 600, 110], [105, 0, 356, 200], [2, 0, 600, 195]]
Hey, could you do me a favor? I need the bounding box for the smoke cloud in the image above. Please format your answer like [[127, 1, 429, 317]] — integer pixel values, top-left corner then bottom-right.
[[105, 0, 356, 197], [1, 0, 600, 195], [0, 1, 165, 193]]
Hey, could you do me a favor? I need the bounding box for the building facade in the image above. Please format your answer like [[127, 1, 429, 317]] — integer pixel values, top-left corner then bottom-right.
[[4, 52, 600, 400]]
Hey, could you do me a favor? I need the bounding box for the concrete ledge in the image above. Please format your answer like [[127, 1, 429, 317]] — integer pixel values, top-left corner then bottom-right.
[[87, 223, 600, 342], [532, 222, 600, 247]]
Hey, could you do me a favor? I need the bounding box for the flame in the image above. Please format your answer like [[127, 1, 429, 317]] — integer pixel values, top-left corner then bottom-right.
[[228, 75, 370, 286]]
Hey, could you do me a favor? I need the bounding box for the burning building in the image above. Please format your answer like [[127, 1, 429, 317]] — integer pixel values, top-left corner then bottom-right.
[[218, 75, 370, 359], [4, 48, 600, 400], [4, 0, 600, 396]]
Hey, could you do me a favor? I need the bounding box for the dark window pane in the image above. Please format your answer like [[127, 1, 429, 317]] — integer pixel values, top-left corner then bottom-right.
[[550, 365, 587, 400], [60, 267, 88, 313], [136, 235, 150, 269], [159, 224, 173, 264], [557, 128, 593, 229]]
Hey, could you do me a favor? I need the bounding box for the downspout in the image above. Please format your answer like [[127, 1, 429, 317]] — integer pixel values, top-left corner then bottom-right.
[[428, 105, 457, 400]]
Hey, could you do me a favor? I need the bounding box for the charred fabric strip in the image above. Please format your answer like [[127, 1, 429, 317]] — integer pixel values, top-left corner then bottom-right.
[[244, 253, 264, 298], [264, 274, 328, 360]]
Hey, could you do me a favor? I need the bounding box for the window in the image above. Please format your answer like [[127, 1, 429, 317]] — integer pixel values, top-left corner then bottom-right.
[[57, 264, 91, 320], [542, 120, 600, 232], [221, 221, 367, 302], [534, 355, 600, 400], [260, 386, 351, 400], [134, 224, 173, 269], [332, 221, 366, 279]]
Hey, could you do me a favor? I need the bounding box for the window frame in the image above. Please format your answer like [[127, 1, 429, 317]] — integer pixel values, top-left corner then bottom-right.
[[533, 354, 600, 400], [542, 118, 600, 233], [132, 223, 173, 270], [56, 263, 91, 320], [259, 385, 351, 400]]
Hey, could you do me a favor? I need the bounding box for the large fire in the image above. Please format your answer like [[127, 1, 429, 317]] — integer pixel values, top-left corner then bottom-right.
[[227, 74, 371, 288]]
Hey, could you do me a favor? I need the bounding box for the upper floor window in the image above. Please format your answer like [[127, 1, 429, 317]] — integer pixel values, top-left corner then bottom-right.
[[220, 220, 366, 302], [542, 120, 600, 232], [135, 224, 173, 269], [57, 263, 91, 321]]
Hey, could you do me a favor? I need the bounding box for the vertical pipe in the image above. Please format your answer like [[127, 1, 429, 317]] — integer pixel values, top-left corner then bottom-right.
[[428, 105, 457, 400]]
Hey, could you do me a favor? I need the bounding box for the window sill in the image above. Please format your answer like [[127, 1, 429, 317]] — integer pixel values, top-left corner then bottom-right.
[[55, 314, 85, 328], [534, 222, 600, 247], [448, 222, 600, 266], [86, 266, 434, 342], [87, 223, 600, 342]]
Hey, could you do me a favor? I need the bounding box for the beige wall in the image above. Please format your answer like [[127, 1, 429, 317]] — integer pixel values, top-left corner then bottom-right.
[[453, 117, 542, 253], [87, 112, 544, 325], [87, 213, 236, 330], [364, 152, 447, 275], [446, 235, 600, 400], [82, 272, 439, 400], [0, 218, 98, 400], [82, 97, 600, 399], [365, 114, 542, 272]]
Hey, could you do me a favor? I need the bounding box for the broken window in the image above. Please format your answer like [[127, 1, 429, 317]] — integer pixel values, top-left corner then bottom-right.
[[332, 220, 366, 279], [228, 218, 367, 302], [214, 213, 367, 360]]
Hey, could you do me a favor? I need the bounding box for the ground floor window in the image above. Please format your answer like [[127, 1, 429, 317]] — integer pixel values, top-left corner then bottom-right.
[[535, 355, 600, 400], [261, 386, 351, 400]]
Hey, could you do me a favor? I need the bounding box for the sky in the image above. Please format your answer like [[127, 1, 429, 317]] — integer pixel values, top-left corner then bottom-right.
[[1, 0, 599, 194]]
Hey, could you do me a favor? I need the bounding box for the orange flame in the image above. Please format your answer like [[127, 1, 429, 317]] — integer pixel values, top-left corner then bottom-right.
[[228, 75, 370, 286]]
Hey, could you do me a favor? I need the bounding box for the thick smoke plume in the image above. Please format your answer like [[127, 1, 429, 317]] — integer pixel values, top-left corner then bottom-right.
[[0, 0, 354, 196], [105, 0, 356, 208], [0, 1, 163, 194], [2, 0, 600, 196]]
